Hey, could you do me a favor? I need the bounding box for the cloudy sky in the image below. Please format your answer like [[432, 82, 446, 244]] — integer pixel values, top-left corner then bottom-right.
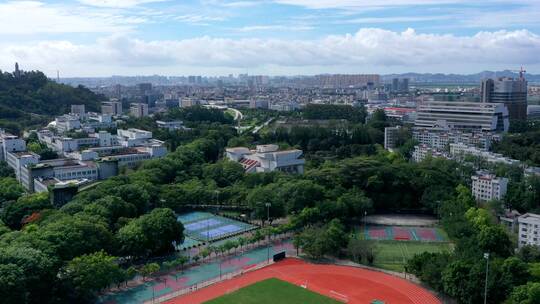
[[1, 0, 540, 76]]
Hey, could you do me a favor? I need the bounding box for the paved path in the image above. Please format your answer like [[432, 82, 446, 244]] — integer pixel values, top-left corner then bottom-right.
[[99, 241, 294, 304]]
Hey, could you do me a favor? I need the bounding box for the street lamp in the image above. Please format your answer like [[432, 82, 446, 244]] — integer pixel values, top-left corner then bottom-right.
[[484, 252, 490, 304], [266, 203, 271, 263]]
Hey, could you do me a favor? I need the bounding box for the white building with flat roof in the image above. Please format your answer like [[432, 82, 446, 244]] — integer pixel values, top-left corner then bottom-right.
[[471, 170, 508, 202], [226, 144, 305, 174], [415, 101, 509, 132], [518, 213, 540, 248]]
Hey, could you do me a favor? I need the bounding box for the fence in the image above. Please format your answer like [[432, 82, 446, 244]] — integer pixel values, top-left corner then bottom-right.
[[144, 259, 274, 304]]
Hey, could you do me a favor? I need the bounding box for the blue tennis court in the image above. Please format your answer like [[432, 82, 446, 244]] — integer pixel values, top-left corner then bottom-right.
[[177, 212, 257, 242], [184, 219, 221, 231]]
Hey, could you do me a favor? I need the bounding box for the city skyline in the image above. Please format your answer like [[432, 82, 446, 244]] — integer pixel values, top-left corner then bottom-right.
[[1, 0, 540, 76]]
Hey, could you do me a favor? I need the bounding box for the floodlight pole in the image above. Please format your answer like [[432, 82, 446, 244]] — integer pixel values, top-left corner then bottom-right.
[[484, 252, 490, 304], [266, 203, 271, 263]]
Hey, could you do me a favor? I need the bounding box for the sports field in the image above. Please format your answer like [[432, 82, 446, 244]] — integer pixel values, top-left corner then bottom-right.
[[204, 278, 340, 304], [372, 241, 452, 272], [355, 225, 452, 272], [167, 258, 441, 304]]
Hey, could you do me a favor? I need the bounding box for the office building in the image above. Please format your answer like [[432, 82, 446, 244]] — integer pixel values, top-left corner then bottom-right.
[[226, 144, 305, 174], [129, 103, 149, 118], [415, 101, 509, 132], [70, 104, 86, 117], [0, 130, 26, 161], [518, 213, 540, 248], [101, 101, 123, 116], [54, 115, 81, 133], [391, 78, 409, 93], [481, 76, 527, 120], [471, 170, 508, 202]]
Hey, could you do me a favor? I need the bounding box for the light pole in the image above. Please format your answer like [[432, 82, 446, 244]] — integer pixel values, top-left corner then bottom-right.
[[484, 252, 490, 304], [266, 202, 271, 263]]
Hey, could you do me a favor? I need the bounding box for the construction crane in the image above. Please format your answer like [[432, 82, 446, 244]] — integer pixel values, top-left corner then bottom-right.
[[510, 67, 526, 79]]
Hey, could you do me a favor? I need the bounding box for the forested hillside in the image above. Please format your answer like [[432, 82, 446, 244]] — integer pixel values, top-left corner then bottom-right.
[[0, 70, 103, 134]]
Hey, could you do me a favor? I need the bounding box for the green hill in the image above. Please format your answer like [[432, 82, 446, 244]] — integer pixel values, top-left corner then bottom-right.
[[0, 70, 103, 135]]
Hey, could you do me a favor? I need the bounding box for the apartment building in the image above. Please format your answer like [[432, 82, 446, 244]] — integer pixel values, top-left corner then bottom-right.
[[471, 170, 508, 202], [413, 128, 500, 151], [518, 213, 540, 248], [384, 126, 401, 151], [450, 143, 520, 166], [226, 144, 305, 174], [411, 144, 449, 162]]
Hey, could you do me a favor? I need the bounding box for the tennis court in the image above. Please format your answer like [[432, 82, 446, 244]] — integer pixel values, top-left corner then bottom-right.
[[363, 225, 447, 242], [178, 212, 257, 242]]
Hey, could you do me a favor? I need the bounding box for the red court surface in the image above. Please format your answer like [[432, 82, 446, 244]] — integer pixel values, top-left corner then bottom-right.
[[165, 258, 441, 304]]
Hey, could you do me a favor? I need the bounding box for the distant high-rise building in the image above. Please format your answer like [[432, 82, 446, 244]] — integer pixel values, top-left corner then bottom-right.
[[101, 101, 123, 116], [137, 83, 152, 94], [391, 78, 409, 93], [392, 78, 399, 92], [129, 103, 148, 118], [481, 76, 527, 120]]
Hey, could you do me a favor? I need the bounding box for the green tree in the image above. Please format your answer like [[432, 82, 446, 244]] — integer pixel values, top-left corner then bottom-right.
[[140, 263, 160, 281], [0, 263, 26, 304], [1, 192, 51, 229], [0, 177, 24, 203], [116, 208, 184, 257], [62, 251, 125, 302], [507, 282, 540, 304]]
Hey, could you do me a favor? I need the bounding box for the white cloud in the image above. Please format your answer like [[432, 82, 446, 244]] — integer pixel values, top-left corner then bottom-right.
[[342, 15, 453, 24], [237, 25, 314, 32], [78, 0, 167, 8], [0, 1, 143, 34], [273, 0, 464, 9], [1, 28, 539, 76]]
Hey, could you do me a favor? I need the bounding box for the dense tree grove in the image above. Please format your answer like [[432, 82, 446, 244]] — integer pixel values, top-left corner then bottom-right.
[[492, 128, 540, 166], [302, 104, 367, 123]]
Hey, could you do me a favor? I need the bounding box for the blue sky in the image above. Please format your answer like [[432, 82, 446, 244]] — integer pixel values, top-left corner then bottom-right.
[[0, 0, 539, 76]]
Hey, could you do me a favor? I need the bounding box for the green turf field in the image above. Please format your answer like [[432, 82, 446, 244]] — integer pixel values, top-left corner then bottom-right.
[[372, 241, 453, 272], [204, 278, 340, 304]]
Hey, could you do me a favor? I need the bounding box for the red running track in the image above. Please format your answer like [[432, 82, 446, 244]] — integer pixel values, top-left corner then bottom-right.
[[165, 258, 441, 304]]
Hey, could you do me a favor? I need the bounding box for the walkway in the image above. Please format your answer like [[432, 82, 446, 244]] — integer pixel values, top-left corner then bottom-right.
[[99, 241, 294, 304]]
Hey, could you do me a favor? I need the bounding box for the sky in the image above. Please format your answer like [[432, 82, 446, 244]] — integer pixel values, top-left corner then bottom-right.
[[0, 0, 540, 77]]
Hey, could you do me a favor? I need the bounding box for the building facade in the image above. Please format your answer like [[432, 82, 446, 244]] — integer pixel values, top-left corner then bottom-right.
[[415, 101, 509, 132], [226, 144, 305, 174], [518, 213, 540, 248], [471, 170, 508, 202], [481, 76, 528, 120]]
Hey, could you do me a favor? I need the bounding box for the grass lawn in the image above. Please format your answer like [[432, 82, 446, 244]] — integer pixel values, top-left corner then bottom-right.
[[204, 278, 340, 304], [373, 241, 453, 272]]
